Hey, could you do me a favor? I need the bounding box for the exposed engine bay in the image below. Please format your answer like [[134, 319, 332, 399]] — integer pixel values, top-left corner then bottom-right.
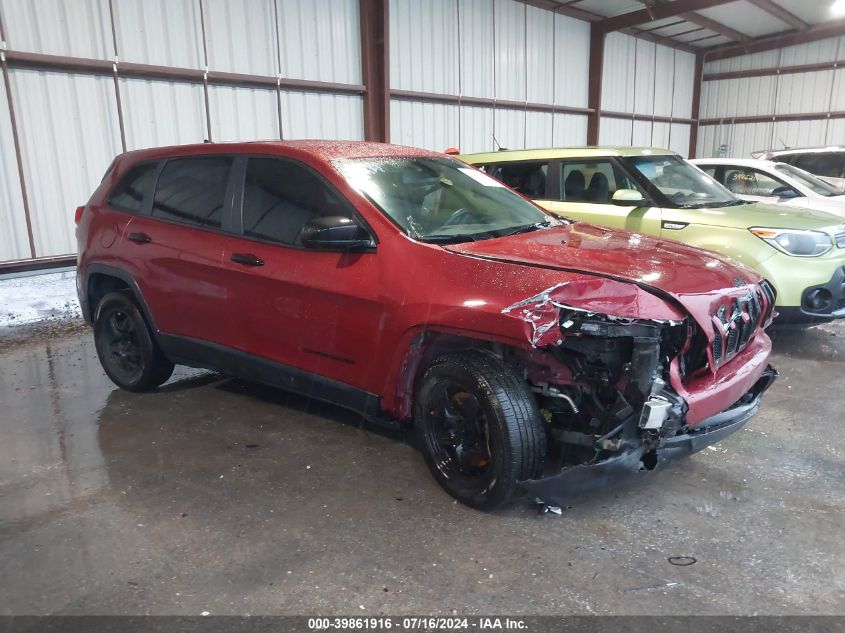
[[506, 310, 692, 476]]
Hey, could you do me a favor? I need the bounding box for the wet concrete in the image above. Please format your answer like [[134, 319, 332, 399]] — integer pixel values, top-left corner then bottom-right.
[[0, 320, 843, 616]]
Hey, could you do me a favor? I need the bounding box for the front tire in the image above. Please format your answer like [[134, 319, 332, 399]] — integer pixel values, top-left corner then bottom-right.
[[414, 351, 546, 510], [93, 291, 174, 392]]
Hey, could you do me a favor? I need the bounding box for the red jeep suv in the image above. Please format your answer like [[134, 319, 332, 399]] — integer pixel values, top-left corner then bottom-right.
[[76, 141, 776, 510]]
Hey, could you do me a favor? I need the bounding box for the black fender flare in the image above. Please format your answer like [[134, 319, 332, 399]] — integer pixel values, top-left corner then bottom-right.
[[83, 263, 160, 334]]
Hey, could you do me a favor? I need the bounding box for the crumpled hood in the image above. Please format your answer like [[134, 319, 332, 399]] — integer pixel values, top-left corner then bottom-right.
[[445, 223, 767, 338]]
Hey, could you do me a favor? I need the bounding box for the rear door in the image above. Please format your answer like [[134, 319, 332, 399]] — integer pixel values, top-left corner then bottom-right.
[[121, 155, 240, 347], [543, 158, 662, 234], [221, 156, 383, 389]]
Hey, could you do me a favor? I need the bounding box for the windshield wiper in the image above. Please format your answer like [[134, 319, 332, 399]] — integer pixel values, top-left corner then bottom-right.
[[497, 220, 553, 237], [419, 233, 479, 244], [679, 199, 746, 209]]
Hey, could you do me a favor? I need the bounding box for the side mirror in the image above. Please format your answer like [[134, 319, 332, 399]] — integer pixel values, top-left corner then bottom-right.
[[301, 216, 373, 251], [772, 186, 799, 199], [612, 189, 647, 206]]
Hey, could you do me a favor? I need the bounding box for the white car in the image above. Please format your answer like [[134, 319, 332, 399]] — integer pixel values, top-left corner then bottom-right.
[[691, 158, 845, 219]]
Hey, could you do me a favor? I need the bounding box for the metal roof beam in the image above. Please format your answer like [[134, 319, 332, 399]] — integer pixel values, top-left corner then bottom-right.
[[602, 0, 734, 32], [745, 0, 809, 31], [680, 12, 751, 42], [705, 17, 845, 60]]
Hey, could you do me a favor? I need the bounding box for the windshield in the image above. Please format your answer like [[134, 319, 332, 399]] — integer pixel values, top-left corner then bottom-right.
[[774, 163, 843, 197], [628, 155, 740, 208], [335, 157, 559, 243]]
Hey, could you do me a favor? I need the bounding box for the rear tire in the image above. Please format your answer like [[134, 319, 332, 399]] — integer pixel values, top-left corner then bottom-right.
[[93, 291, 174, 392], [414, 351, 546, 510]]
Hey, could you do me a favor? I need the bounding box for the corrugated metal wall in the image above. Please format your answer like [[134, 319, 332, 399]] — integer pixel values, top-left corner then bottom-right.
[[599, 32, 694, 157], [697, 35, 845, 158], [389, 0, 590, 153], [0, 0, 364, 263], [0, 0, 700, 265]]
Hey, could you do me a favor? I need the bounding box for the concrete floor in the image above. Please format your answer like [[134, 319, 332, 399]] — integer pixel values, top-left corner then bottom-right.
[[1, 319, 843, 616]]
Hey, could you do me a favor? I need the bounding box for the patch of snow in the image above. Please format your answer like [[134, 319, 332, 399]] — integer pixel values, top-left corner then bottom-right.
[[0, 270, 81, 327]]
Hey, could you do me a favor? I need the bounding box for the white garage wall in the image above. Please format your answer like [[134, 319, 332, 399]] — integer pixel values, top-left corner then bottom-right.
[[0, 0, 113, 59], [389, 0, 589, 153], [281, 92, 364, 140], [0, 76, 30, 262], [0, 0, 365, 263], [697, 35, 845, 158], [600, 32, 696, 153], [209, 85, 280, 143], [120, 79, 207, 149], [10, 69, 122, 258]]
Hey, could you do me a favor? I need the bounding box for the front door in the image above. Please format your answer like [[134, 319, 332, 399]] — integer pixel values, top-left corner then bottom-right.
[[221, 156, 384, 392], [542, 158, 663, 235]]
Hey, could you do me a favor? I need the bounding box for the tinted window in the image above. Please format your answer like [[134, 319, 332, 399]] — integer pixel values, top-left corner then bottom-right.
[[108, 162, 157, 213], [241, 158, 353, 246], [560, 160, 639, 203], [792, 152, 845, 179], [152, 157, 233, 229], [486, 162, 549, 198]]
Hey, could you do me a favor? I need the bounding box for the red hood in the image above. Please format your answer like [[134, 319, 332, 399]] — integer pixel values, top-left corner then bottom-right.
[[445, 223, 765, 337]]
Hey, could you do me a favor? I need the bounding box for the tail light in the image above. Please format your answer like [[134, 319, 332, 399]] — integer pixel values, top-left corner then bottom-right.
[[74, 206, 84, 224]]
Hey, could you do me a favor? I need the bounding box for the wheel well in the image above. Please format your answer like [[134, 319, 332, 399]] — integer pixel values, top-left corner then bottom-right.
[[87, 273, 130, 320], [393, 332, 504, 420]]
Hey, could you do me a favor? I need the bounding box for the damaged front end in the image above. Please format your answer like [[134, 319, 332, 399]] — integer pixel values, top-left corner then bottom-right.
[[502, 280, 777, 509]]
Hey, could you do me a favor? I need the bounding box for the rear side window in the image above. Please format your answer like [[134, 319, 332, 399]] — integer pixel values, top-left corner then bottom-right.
[[792, 152, 845, 179], [152, 157, 233, 229], [240, 158, 354, 246], [485, 162, 549, 198], [108, 162, 157, 213]]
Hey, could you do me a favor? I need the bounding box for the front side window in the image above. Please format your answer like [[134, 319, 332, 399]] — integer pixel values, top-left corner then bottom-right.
[[722, 167, 795, 197], [774, 163, 843, 197], [559, 160, 639, 203], [335, 157, 556, 243], [626, 155, 738, 209], [152, 157, 233, 229], [485, 162, 549, 198], [240, 158, 355, 246], [108, 162, 157, 213]]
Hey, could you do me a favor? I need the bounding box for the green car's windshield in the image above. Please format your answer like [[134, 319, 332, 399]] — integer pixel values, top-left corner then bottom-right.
[[335, 157, 559, 243], [628, 155, 740, 209], [774, 163, 844, 197]]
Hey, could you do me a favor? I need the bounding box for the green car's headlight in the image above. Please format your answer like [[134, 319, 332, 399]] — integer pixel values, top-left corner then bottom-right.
[[749, 227, 833, 257]]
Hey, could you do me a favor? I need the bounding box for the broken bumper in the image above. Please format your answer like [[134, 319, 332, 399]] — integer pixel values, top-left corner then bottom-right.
[[521, 365, 777, 508]]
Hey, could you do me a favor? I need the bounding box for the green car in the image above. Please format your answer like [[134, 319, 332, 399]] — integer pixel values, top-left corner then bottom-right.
[[461, 147, 845, 325]]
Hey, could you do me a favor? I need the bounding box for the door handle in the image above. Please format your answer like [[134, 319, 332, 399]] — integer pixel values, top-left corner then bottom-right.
[[231, 253, 264, 267], [127, 232, 152, 244]]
